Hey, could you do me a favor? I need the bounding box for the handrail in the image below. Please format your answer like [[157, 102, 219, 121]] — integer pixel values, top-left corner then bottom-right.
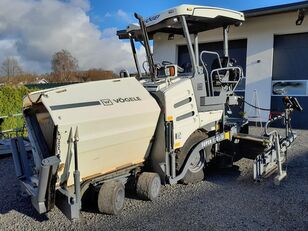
[[199, 50, 244, 96], [0, 113, 22, 119], [210, 66, 244, 93], [264, 112, 286, 136], [200, 50, 222, 69], [200, 50, 222, 96]]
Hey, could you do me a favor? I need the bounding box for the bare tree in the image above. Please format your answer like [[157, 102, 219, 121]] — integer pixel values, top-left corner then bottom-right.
[[51, 49, 78, 81], [1, 57, 23, 81]]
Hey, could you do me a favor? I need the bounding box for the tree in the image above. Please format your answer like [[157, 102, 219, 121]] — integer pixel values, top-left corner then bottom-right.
[[51, 49, 78, 81], [1, 57, 23, 81]]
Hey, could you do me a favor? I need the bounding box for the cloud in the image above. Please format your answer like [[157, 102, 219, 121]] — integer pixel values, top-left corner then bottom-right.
[[0, 0, 145, 74], [116, 9, 132, 23], [104, 12, 112, 18], [68, 0, 90, 11], [101, 27, 118, 38]]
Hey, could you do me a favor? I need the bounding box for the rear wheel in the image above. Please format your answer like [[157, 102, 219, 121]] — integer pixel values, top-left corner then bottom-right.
[[136, 172, 161, 201], [176, 130, 211, 184], [97, 181, 125, 215]]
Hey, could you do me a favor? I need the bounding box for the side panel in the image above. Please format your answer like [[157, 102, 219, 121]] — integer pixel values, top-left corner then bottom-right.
[[164, 79, 200, 149]]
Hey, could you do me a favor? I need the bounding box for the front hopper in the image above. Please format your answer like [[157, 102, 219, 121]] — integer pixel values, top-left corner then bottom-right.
[[12, 78, 161, 219]]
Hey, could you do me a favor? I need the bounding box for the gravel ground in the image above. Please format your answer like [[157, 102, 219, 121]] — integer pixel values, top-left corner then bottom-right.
[[0, 127, 308, 231]]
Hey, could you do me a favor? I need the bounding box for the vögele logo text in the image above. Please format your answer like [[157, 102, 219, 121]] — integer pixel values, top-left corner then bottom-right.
[[113, 96, 141, 103], [100, 97, 141, 106]]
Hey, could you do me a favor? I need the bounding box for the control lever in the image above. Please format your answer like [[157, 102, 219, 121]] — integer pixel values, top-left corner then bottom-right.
[[283, 96, 303, 112]]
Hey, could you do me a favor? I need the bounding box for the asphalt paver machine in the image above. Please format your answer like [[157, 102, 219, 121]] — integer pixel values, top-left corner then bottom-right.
[[11, 5, 302, 220]]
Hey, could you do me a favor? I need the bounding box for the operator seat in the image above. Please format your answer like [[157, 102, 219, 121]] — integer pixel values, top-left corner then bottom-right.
[[181, 62, 192, 73], [211, 57, 240, 80], [211, 57, 241, 92]]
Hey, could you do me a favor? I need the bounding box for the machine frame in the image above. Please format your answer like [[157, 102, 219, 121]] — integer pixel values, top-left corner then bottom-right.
[[10, 5, 302, 221]]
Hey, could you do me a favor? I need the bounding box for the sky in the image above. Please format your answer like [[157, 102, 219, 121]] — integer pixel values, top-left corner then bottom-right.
[[0, 0, 304, 74]]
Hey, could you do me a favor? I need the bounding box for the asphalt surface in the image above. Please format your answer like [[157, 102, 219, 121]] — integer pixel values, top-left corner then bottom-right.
[[0, 127, 307, 231]]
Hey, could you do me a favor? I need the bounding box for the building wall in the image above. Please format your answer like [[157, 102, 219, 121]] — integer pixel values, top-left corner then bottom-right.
[[152, 11, 308, 121]]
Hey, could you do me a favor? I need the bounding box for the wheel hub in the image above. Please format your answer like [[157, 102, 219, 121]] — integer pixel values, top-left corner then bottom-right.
[[115, 188, 125, 211], [189, 151, 204, 173], [150, 177, 161, 198]]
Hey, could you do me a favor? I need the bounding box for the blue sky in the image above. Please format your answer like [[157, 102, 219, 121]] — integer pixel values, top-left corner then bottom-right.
[[88, 0, 303, 31], [0, 0, 304, 73]]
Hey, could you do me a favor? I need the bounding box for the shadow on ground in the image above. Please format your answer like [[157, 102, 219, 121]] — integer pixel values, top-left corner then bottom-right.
[[0, 157, 48, 222]]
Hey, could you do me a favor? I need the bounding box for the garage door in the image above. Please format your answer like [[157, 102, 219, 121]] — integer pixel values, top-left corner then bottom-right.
[[271, 33, 308, 129], [178, 39, 247, 117]]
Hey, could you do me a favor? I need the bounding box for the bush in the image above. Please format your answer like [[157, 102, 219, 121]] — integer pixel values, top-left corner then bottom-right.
[[0, 85, 34, 137]]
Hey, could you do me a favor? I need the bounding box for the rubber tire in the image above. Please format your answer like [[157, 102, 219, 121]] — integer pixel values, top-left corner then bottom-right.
[[136, 172, 161, 201], [97, 181, 125, 215], [177, 130, 210, 184]]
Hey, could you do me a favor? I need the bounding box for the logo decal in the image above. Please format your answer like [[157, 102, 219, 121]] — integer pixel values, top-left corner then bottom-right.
[[145, 14, 160, 23], [100, 97, 142, 106], [101, 99, 113, 106]]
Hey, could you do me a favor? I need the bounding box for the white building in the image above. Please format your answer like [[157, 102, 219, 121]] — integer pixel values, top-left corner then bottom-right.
[[152, 1, 308, 128], [37, 78, 49, 84]]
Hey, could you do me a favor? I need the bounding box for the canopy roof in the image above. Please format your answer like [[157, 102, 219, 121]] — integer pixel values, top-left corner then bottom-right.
[[117, 5, 245, 40]]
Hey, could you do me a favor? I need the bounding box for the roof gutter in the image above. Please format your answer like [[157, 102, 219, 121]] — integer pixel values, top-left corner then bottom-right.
[[244, 1, 308, 18]]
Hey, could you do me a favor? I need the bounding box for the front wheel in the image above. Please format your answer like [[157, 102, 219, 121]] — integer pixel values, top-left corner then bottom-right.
[[176, 130, 211, 184]]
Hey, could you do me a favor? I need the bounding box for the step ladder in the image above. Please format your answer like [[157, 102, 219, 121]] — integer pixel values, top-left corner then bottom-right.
[[247, 89, 263, 128]]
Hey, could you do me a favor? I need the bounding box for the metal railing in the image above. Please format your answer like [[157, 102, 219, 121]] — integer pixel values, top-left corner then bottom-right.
[[199, 50, 243, 96], [0, 113, 26, 139], [210, 66, 244, 93]]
